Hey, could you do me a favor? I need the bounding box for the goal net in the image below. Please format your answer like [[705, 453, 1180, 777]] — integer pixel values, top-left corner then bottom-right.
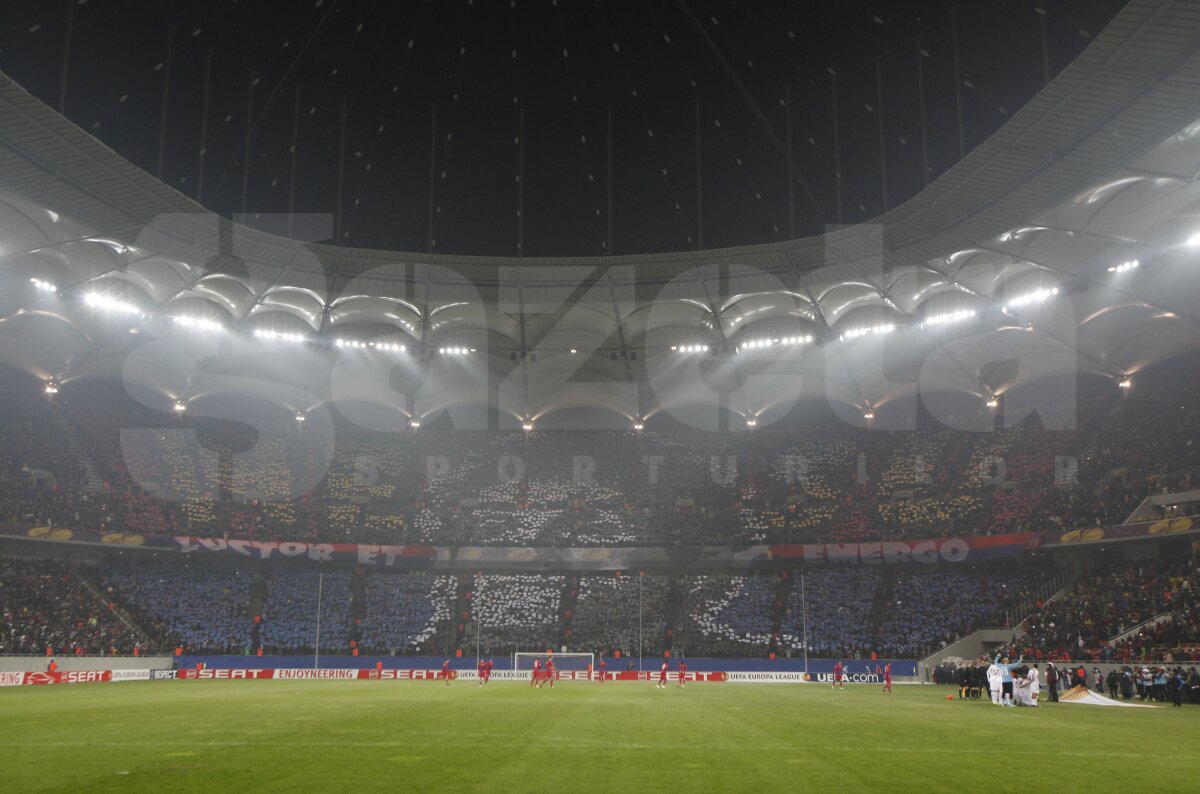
[[512, 652, 595, 675]]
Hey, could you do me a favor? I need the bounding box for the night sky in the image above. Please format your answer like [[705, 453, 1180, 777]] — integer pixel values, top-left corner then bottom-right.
[[1, 0, 1128, 257]]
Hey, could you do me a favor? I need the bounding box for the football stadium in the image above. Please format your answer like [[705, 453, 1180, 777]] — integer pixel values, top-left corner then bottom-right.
[[1, 0, 1200, 790]]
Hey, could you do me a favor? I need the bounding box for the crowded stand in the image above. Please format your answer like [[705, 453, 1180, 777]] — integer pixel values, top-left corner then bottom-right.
[[779, 569, 880, 658], [675, 576, 778, 657], [569, 574, 668, 657], [357, 574, 456, 655], [0, 546, 1195, 665], [1020, 556, 1200, 663], [0, 378, 82, 490], [2, 361, 1198, 551], [470, 574, 564, 654], [102, 564, 253, 655], [0, 557, 146, 655], [877, 568, 1047, 658], [260, 572, 353, 655], [1, 359, 1200, 668]]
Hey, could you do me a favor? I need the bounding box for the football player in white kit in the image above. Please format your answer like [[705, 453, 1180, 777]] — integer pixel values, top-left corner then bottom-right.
[[1027, 663, 1040, 707], [986, 660, 1001, 705], [1014, 669, 1029, 705], [994, 654, 1024, 707]]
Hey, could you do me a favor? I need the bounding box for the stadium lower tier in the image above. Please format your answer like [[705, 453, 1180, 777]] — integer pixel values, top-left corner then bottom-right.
[[2, 548, 1196, 664]]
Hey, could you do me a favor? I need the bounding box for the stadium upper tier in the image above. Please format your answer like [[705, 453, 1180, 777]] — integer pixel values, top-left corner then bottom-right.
[[3, 0, 1200, 425], [2, 362, 1198, 548]]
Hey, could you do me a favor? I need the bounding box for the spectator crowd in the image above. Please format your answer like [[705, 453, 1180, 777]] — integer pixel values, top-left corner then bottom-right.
[[1, 365, 1200, 552]]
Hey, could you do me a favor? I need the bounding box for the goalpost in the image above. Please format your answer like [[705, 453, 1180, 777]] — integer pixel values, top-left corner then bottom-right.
[[512, 652, 595, 678]]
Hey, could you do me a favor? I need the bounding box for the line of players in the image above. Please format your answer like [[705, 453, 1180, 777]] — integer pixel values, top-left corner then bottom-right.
[[451, 657, 892, 690], [434, 657, 693, 687], [950, 656, 1040, 707], [830, 660, 893, 693]]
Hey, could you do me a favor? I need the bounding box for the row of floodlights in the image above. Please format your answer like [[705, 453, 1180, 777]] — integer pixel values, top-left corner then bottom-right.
[[83, 292, 141, 316], [56, 390, 1043, 424], [174, 316, 226, 333], [738, 335, 814, 351], [921, 309, 977, 329], [517, 419, 651, 432], [840, 323, 895, 342], [79, 292, 468, 354], [253, 328, 308, 344], [71, 287, 1066, 353], [1107, 259, 1139, 273], [335, 338, 406, 352], [1001, 287, 1058, 314]]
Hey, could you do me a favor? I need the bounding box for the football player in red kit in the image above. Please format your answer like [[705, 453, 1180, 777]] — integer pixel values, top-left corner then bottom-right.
[[656, 661, 669, 689], [530, 658, 541, 687], [485, 659, 493, 683], [874, 662, 892, 693], [545, 658, 555, 688], [832, 661, 844, 690], [677, 660, 688, 687], [598, 658, 606, 684], [478, 658, 486, 686], [441, 659, 452, 685]]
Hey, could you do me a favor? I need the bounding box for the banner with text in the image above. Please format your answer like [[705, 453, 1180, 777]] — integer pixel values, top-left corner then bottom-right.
[[764, 534, 1041, 565], [8, 521, 1159, 570]]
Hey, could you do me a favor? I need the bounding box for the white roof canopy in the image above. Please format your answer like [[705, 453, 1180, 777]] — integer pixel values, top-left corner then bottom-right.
[[2, 0, 1200, 429]]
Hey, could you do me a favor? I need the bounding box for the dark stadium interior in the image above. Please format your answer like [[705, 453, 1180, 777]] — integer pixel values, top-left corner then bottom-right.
[[2, 8, 1200, 789]]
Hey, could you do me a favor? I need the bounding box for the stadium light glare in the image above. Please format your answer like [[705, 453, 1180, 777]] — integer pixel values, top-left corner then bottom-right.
[[1118, 377, 1132, 389], [745, 417, 758, 428], [29, 277, 57, 293], [569, 348, 577, 354], [1106, 260, 1139, 273], [521, 421, 534, 432], [1187, 232, 1200, 247], [173, 400, 187, 413], [83, 292, 140, 316], [921, 309, 976, 329], [253, 328, 308, 344], [172, 315, 225, 333], [409, 419, 421, 429], [336, 338, 406, 353], [840, 323, 896, 342], [863, 410, 875, 421], [43, 382, 59, 395], [985, 396, 999, 409], [295, 412, 306, 423], [674, 344, 711, 354], [632, 421, 644, 431], [1001, 286, 1059, 313], [737, 334, 813, 352]]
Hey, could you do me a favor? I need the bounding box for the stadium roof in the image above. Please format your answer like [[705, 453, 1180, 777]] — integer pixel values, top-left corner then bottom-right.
[[2, 0, 1200, 430]]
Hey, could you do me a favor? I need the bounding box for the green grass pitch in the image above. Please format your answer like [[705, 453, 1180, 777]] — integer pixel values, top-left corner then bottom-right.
[[1, 681, 1197, 792]]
